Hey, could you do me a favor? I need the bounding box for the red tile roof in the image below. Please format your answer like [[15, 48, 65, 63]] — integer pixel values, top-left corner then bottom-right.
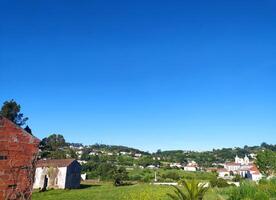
[[225, 162, 240, 166], [217, 168, 228, 172], [249, 165, 261, 174], [37, 159, 76, 167]]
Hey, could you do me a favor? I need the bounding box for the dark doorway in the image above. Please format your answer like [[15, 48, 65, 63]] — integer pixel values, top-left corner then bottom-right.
[[42, 175, 48, 191]]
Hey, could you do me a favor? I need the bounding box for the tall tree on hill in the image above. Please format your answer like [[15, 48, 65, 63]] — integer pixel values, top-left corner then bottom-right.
[[40, 134, 67, 151], [0, 99, 28, 126], [40, 134, 68, 159], [256, 149, 276, 177]]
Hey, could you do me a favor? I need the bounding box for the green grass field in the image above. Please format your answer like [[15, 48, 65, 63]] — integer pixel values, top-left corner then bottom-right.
[[32, 182, 224, 200]]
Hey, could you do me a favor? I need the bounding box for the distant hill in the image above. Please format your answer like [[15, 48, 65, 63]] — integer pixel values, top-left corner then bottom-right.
[[87, 143, 150, 155], [43, 135, 276, 168]]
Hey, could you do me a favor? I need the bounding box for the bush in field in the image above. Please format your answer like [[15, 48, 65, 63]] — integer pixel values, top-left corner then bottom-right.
[[232, 174, 242, 182], [83, 162, 116, 180], [258, 178, 276, 197], [127, 168, 216, 183], [113, 167, 129, 186], [128, 168, 155, 182], [210, 177, 231, 188], [227, 181, 269, 200], [162, 171, 181, 181]]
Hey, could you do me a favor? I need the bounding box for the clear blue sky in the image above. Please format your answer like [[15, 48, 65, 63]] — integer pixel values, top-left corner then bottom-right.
[[1, 0, 276, 152]]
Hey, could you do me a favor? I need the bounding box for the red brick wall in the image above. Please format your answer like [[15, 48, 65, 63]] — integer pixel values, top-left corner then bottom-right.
[[0, 117, 40, 200]]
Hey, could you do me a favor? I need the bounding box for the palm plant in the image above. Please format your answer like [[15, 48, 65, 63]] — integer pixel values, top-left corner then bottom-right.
[[167, 179, 209, 200]]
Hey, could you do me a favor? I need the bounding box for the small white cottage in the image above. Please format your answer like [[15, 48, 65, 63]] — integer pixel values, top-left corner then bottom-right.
[[33, 159, 81, 189]]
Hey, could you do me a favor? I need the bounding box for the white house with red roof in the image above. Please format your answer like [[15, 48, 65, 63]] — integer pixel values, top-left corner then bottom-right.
[[184, 161, 198, 171], [219, 155, 262, 181], [217, 168, 230, 177], [247, 165, 262, 181]]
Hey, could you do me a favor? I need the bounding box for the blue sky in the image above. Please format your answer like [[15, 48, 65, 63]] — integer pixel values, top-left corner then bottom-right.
[[1, 0, 276, 152]]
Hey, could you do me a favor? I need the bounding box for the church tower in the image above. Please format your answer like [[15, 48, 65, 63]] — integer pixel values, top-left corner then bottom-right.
[[235, 155, 240, 163], [244, 155, 249, 165]]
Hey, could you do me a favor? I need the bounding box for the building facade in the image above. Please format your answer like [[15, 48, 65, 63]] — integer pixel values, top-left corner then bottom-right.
[[0, 116, 40, 200], [33, 159, 81, 189], [219, 155, 262, 181]]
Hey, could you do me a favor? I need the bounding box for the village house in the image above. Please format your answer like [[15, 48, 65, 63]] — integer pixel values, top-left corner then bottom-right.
[[184, 161, 198, 171], [33, 159, 81, 189], [217, 168, 230, 177], [0, 116, 40, 200], [169, 162, 183, 168], [89, 151, 99, 156], [218, 155, 262, 181], [134, 153, 142, 158], [147, 165, 158, 169], [120, 151, 131, 155]]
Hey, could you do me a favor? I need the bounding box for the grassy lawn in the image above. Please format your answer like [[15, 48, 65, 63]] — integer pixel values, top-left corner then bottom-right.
[[32, 182, 224, 200]]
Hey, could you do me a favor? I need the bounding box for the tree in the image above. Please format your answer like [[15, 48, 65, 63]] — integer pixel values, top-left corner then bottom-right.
[[39, 134, 68, 159], [0, 99, 28, 126], [256, 149, 276, 177], [40, 134, 66, 151], [113, 167, 128, 186], [167, 179, 209, 200]]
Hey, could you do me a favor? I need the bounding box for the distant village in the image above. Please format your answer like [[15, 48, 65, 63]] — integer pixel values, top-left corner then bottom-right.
[[0, 114, 273, 198]]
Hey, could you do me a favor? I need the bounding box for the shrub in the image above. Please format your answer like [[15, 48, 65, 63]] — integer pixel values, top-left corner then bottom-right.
[[210, 178, 231, 188], [227, 181, 269, 200], [113, 167, 129, 186]]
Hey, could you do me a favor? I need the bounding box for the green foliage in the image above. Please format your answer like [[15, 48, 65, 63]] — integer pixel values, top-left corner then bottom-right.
[[40, 134, 67, 151], [167, 179, 209, 200], [256, 149, 276, 177], [39, 134, 73, 159], [83, 161, 118, 181], [127, 168, 216, 183], [32, 183, 176, 200], [117, 155, 134, 166], [258, 178, 276, 197], [113, 167, 129, 186], [128, 169, 154, 182], [136, 156, 160, 168], [0, 99, 28, 126], [226, 181, 269, 200], [162, 171, 181, 181], [88, 144, 148, 155], [210, 178, 231, 188], [232, 174, 242, 182], [48, 150, 67, 159], [32, 181, 276, 200]]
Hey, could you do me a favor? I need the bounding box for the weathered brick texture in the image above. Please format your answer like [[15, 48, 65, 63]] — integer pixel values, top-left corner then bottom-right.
[[0, 117, 40, 200]]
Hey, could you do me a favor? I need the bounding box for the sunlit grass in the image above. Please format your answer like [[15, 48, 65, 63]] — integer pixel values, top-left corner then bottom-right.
[[32, 182, 222, 200]]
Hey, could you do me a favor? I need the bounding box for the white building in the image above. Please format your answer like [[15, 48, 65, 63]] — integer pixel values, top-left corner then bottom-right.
[[247, 165, 262, 181], [147, 165, 157, 169], [220, 155, 262, 182], [89, 151, 98, 156], [217, 168, 230, 177], [184, 161, 198, 171], [77, 160, 87, 164], [235, 155, 250, 165], [33, 159, 81, 189], [224, 162, 241, 171], [170, 163, 183, 168], [134, 153, 142, 157]]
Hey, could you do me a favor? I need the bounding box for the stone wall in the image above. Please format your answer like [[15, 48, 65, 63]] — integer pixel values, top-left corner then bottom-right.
[[0, 117, 40, 200]]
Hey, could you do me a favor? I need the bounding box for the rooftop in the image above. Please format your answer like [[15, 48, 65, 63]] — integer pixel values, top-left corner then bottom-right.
[[36, 159, 76, 168]]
